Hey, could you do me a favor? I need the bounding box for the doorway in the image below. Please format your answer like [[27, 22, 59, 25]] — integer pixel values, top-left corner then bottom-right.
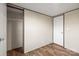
[[54, 15, 64, 47], [7, 5, 24, 55]]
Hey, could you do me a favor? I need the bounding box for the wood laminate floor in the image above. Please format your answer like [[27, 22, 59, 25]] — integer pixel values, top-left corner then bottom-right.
[[7, 43, 79, 56]]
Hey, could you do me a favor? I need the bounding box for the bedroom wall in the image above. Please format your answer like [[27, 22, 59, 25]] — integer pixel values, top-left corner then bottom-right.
[[24, 10, 53, 53]]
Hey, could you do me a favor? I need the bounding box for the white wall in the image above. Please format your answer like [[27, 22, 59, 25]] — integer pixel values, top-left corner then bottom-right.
[[54, 15, 63, 46], [7, 7, 23, 50], [65, 9, 79, 52], [24, 10, 53, 53], [0, 4, 7, 56]]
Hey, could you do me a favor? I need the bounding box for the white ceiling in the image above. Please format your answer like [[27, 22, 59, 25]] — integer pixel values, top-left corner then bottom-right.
[[13, 3, 79, 16]]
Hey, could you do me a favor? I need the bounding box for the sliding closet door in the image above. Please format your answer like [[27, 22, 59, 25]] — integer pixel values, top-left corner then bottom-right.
[[54, 15, 63, 46], [65, 9, 79, 52]]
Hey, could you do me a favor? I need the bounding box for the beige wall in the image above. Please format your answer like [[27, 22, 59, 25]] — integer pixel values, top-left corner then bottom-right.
[[65, 9, 79, 52], [24, 10, 53, 53]]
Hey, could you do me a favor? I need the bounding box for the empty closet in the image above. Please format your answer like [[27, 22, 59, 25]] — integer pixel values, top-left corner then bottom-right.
[[7, 7, 24, 51]]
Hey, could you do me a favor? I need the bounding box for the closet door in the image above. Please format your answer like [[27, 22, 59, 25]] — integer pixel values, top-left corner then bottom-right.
[[65, 9, 79, 52], [0, 4, 7, 56], [54, 15, 63, 46]]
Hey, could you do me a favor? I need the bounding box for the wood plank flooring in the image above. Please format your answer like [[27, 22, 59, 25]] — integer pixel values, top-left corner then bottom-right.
[[7, 43, 79, 56]]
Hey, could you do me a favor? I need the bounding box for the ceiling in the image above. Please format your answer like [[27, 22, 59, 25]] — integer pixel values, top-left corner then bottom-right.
[[13, 3, 79, 16]]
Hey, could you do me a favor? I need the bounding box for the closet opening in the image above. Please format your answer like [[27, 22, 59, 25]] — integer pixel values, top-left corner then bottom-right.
[[7, 4, 24, 55]]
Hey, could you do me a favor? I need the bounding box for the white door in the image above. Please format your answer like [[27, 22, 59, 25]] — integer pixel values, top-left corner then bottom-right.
[[0, 4, 7, 56], [54, 15, 63, 46]]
